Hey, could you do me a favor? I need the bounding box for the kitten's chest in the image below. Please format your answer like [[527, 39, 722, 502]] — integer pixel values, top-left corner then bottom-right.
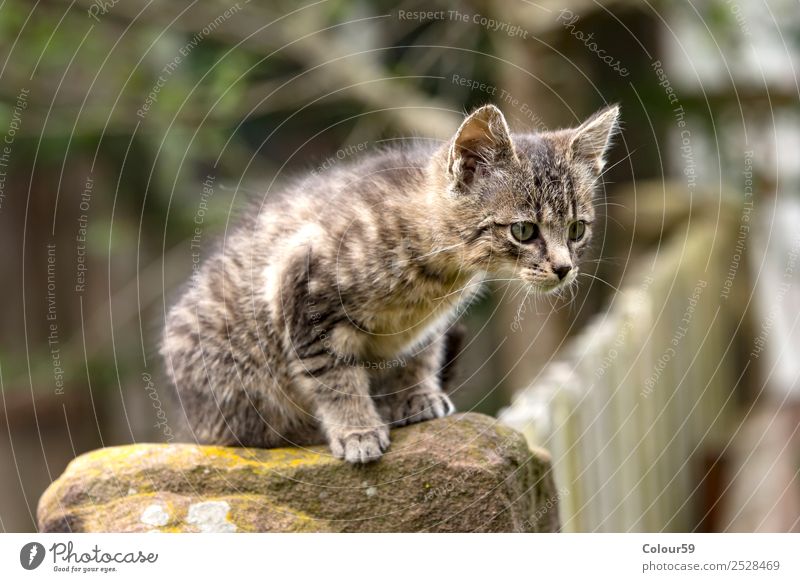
[[360, 274, 482, 357]]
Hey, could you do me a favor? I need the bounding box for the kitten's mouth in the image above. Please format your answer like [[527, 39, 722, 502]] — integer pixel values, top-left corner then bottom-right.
[[523, 270, 578, 294], [532, 281, 565, 294]]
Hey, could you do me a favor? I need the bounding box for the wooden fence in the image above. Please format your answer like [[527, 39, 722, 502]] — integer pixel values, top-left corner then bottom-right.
[[501, 216, 741, 531]]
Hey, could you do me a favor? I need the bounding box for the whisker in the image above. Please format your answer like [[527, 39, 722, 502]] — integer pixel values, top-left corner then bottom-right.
[[581, 257, 622, 264], [514, 286, 531, 326], [508, 282, 526, 305], [397, 240, 470, 263], [598, 147, 639, 178], [523, 287, 548, 317], [432, 277, 517, 301], [579, 272, 624, 294]]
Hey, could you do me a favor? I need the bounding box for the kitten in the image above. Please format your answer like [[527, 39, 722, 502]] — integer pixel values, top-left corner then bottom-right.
[[161, 104, 619, 463]]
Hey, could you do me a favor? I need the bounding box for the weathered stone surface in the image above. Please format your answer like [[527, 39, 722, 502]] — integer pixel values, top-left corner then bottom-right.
[[37, 413, 559, 532]]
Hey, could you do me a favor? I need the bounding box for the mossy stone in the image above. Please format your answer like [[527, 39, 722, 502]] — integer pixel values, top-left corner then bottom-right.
[[38, 413, 559, 532]]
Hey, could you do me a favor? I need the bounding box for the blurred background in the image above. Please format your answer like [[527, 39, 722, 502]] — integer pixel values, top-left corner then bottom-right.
[[1, 0, 799, 532]]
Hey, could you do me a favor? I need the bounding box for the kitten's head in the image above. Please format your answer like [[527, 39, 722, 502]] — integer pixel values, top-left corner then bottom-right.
[[438, 104, 619, 293]]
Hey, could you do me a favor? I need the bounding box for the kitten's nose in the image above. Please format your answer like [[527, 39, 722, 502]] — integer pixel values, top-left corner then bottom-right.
[[553, 265, 572, 280]]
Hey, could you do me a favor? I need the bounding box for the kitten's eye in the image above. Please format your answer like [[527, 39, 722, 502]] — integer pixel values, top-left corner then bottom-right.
[[510, 221, 538, 243], [568, 220, 587, 242]]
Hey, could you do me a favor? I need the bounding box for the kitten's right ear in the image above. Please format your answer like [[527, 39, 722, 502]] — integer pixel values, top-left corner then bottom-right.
[[447, 105, 516, 193], [569, 104, 620, 174]]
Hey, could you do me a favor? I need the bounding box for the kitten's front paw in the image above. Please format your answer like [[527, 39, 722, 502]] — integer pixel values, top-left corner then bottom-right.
[[328, 425, 390, 464], [392, 390, 454, 427]]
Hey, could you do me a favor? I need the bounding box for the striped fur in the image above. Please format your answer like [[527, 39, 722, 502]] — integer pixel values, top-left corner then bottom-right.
[[161, 104, 619, 463]]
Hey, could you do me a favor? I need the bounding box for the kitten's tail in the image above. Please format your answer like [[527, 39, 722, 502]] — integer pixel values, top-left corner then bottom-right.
[[439, 323, 466, 394]]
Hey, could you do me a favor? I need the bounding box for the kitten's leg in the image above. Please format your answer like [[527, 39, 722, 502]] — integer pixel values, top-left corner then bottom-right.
[[375, 334, 455, 427], [283, 254, 389, 463], [293, 361, 389, 463]]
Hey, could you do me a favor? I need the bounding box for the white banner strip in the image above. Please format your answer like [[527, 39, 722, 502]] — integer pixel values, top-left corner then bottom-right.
[[1, 534, 798, 581]]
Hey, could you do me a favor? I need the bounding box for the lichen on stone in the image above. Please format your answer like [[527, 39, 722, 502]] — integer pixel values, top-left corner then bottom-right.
[[37, 413, 559, 533], [140, 503, 170, 527], [186, 501, 236, 533]]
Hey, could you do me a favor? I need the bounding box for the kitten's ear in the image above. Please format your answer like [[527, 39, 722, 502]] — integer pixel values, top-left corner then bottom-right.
[[569, 105, 620, 173], [447, 104, 516, 192]]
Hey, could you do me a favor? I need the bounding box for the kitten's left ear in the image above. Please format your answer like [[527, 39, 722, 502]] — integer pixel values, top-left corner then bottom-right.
[[570, 104, 620, 173], [447, 104, 517, 192]]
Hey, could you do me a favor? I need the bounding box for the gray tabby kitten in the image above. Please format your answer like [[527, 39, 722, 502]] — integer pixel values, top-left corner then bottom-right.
[[161, 104, 619, 463]]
